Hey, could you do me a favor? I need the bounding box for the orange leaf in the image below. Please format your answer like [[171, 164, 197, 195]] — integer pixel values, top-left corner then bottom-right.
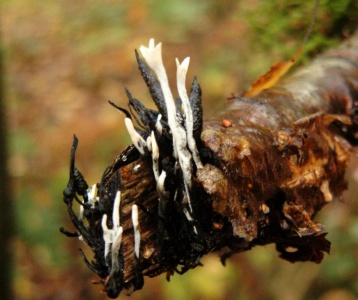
[[245, 0, 319, 97], [245, 49, 302, 97]]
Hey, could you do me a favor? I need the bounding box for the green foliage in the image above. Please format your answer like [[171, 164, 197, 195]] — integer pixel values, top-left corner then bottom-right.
[[245, 0, 357, 61]]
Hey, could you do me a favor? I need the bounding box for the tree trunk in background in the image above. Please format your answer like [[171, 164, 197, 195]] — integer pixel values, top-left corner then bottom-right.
[[0, 28, 14, 300]]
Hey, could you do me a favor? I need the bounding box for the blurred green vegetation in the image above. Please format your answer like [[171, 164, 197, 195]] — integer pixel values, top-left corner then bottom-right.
[[3, 0, 358, 299]]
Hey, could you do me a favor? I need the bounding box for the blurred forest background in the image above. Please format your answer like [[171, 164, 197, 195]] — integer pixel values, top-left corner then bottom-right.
[[2, 0, 358, 299]]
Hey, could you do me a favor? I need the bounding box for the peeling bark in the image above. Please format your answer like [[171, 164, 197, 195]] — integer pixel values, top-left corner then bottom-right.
[[61, 32, 358, 297]]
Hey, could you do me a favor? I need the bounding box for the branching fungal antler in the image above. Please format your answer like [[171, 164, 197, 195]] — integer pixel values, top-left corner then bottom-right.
[[61, 33, 358, 298]]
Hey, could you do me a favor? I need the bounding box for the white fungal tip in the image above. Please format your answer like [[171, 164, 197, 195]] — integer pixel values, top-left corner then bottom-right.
[[112, 191, 121, 229], [132, 204, 139, 228], [124, 118, 146, 154], [176, 57, 190, 93], [149, 38, 155, 48], [155, 114, 163, 135], [139, 39, 163, 73], [176, 57, 190, 73], [101, 214, 109, 231], [157, 171, 168, 197]]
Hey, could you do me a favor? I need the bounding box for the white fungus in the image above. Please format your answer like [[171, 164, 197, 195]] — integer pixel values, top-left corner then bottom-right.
[[157, 171, 169, 198], [151, 131, 160, 181], [101, 214, 112, 260], [139, 39, 193, 187], [79, 184, 99, 221], [176, 57, 203, 169], [155, 114, 163, 135], [112, 191, 121, 229], [124, 118, 146, 154], [100, 191, 123, 264], [132, 204, 141, 258], [139, 39, 201, 229]]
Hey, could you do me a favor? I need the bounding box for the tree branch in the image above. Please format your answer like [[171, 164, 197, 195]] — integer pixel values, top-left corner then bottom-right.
[[61, 32, 358, 297]]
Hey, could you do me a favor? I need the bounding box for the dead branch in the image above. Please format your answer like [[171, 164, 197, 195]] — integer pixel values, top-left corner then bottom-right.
[[61, 32, 358, 297]]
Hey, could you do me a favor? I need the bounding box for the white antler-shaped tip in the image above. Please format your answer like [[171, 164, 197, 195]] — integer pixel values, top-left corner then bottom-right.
[[176, 57, 190, 99], [139, 39, 163, 76], [176, 57, 190, 76]]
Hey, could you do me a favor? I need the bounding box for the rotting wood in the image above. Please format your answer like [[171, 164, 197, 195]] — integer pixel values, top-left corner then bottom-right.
[[61, 32, 358, 298]]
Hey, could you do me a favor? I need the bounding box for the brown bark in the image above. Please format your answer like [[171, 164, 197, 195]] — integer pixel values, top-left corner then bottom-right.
[[198, 32, 358, 254], [62, 32, 358, 297]]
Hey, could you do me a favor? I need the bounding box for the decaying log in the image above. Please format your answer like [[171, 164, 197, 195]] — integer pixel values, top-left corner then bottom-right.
[[61, 32, 358, 298]]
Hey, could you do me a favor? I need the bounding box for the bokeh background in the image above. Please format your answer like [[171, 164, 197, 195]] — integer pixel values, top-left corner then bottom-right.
[[2, 0, 358, 299]]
